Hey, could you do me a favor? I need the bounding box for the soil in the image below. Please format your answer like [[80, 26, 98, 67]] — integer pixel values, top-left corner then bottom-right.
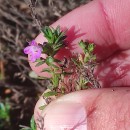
[[0, 0, 91, 129]]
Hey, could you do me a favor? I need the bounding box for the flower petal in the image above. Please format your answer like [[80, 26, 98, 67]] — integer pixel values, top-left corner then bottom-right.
[[29, 54, 36, 62], [24, 46, 31, 54], [35, 49, 42, 59], [29, 40, 37, 46], [24, 41, 42, 62]]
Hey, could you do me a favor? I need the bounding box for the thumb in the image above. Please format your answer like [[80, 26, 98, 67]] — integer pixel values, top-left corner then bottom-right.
[[34, 87, 130, 129]]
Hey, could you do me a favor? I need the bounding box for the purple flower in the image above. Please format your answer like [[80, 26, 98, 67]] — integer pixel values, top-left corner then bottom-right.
[[24, 40, 42, 62]]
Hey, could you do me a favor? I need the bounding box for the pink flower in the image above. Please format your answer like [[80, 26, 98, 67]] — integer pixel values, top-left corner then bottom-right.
[[24, 40, 42, 62]]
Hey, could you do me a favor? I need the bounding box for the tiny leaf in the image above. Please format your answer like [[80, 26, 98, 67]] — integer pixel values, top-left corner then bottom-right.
[[29, 71, 39, 79], [79, 40, 87, 50], [43, 91, 57, 98], [41, 68, 51, 73], [45, 56, 54, 65], [88, 43, 94, 52], [39, 105, 47, 110], [52, 73, 60, 87], [30, 116, 36, 130], [35, 60, 45, 67]]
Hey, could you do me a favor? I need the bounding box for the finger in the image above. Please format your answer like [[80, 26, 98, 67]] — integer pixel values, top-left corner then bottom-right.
[[30, 0, 130, 77], [96, 50, 130, 87], [36, 0, 130, 59], [34, 87, 130, 129]]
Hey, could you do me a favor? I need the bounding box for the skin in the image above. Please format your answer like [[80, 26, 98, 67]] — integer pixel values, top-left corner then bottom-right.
[[30, 0, 130, 129]]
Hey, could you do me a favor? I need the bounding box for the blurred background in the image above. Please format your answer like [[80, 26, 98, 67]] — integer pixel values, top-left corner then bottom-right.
[[0, 0, 90, 129]]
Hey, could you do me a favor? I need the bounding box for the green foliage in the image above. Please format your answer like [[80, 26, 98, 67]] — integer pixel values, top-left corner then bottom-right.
[[43, 91, 57, 98], [35, 60, 45, 67], [39, 105, 47, 110], [0, 102, 10, 120], [0, 101, 11, 128], [79, 40, 95, 53], [41, 68, 51, 73], [29, 71, 39, 79], [32, 26, 99, 109], [20, 116, 36, 130], [30, 116, 36, 130], [78, 76, 89, 90], [51, 73, 60, 88], [79, 40, 95, 63], [88, 43, 94, 52], [33, 26, 67, 67], [41, 26, 66, 56], [79, 40, 87, 51], [45, 56, 55, 66]]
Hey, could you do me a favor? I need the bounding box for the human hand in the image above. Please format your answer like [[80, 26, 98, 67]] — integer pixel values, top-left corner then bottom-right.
[[32, 0, 130, 129]]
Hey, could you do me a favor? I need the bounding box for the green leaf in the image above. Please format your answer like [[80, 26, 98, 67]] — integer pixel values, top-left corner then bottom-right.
[[39, 105, 47, 110], [52, 73, 60, 87], [29, 71, 39, 79], [79, 40, 87, 50], [43, 91, 57, 98], [30, 116, 36, 130], [38, 76, 50, 80], [53, 43, 63, 51], [47, 86, 53, 90], [0, 103, 5, 111], [55, 32, 66, 44], [5, 103, 10, 112], [0, 102, 10, 120], [88, 43, 94, 52], [55, 26, 60, 35], [42, 44, 53, 55], [35, 60, 45, 67], [84, 53, 90, 63], [43, 26, 52, 37], [47, 28, 53, 38], [42, 26, 54, 44], [41, 68, 51, 73], [51, 64, 59, 69], [45, 56, 54, 65], [41, 26, 67, 56]]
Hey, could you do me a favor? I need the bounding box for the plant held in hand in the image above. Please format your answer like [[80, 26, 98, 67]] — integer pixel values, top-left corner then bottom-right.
[[23, 1, 101, 129], [24, 26, 100, 107]]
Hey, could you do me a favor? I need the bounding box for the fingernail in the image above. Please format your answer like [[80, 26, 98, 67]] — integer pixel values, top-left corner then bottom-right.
[[44, 101, 87, 130]]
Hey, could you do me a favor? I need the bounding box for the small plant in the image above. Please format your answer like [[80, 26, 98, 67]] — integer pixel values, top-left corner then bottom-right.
[[24, 0, 101, 103], [20, 116, 36, 130], [24, 25, 100, 106], [0, 101, 11, 128], [23, 1, 101, 129], [23, 26, 101, 129]]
